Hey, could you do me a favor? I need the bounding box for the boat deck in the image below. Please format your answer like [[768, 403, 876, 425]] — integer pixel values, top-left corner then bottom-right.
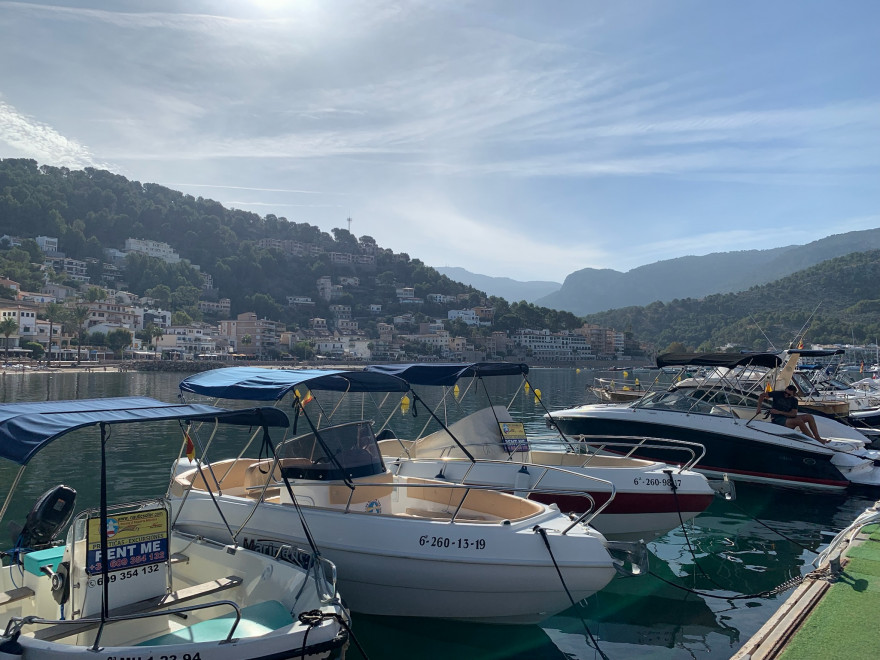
[[735, 522, 880, 659]]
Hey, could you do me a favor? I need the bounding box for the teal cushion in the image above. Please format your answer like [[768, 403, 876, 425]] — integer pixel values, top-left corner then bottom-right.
[[138, 600, 294, 646]]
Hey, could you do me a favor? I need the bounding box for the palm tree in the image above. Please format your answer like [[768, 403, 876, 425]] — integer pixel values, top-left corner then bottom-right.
[[67, 304, 91, 364], [0, 317, 19, 364], [44, 302, 66, 367], [146, 323, 164, 357]]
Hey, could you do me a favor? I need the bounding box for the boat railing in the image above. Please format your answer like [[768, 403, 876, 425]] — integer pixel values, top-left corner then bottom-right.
[[565, 434, 706, 473], [243, 459, 613, 535], [592, 376, 648, 391], [11, 599, 243, 647]]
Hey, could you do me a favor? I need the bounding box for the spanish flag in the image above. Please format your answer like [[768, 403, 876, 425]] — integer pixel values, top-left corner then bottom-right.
[[185, 430, 195, 463]]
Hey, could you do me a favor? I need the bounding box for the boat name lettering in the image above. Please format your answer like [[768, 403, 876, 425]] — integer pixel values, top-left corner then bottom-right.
[[419, 535, 486, 550], [104, 654, 201, 660], [632, 476, 681, 487], [242, 537, 314, 570]]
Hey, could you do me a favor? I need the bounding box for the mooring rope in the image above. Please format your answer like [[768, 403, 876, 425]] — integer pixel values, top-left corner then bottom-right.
[[534, 525, 610, 660]]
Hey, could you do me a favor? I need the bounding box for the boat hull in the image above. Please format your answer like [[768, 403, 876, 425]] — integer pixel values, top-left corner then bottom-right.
[[388, 456, 714, 542], [169, 491, 616, 624], [549, 407, 852, 491]]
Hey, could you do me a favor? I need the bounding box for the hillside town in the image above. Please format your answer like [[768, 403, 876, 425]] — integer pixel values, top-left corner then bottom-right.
[[0, 233, 643, 365]]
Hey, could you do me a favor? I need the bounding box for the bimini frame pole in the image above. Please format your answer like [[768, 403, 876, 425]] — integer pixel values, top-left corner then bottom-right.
[[0, 465, 26, 529]]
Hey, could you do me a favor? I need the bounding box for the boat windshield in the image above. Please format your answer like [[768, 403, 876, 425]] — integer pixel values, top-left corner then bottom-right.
[[634, 391, 716, 414], [277, 421, 386, 480]]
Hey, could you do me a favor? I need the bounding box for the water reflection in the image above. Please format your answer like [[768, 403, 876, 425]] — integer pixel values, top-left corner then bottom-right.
[[1, 369, 878, 660]]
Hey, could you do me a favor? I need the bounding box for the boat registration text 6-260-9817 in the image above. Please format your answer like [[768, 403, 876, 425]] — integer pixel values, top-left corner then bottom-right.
[[419, 535, 486, 550]]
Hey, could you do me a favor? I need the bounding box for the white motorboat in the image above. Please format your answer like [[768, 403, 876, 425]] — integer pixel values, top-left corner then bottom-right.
[[170, 367, 619, 624], [0, 397, 348, 660], [364, 362, 719, 541], [548, 353, 880, 492]]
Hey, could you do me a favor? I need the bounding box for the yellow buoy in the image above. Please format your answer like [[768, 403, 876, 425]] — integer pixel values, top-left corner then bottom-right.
[[534, 388, 542, 404], [623, 370, 629, 378], [400, 394, 410, 415], [524, 382, 531, 394], [576, 368, 581, 374], [453, 384, 460, 400]]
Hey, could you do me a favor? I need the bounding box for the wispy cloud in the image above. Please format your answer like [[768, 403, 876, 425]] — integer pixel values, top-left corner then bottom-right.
[[0, 100, 110, 169], [166, 182, 345, 196], [370, 190, 607, 281]]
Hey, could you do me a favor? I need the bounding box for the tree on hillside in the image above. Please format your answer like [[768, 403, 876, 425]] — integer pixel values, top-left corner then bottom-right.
[[106, 328, 133, 359], [67, 304, 91, 363], [44, 302, 66, 366], [86, 286, 107, 302], [0, 316, 19, 364]]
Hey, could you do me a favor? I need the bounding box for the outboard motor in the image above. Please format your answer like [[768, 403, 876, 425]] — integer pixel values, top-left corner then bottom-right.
[[8, 484, 76, 550]]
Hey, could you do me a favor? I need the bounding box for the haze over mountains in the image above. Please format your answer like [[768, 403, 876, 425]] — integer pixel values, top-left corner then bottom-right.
[[434, 267, 561, 304], [438, 229, 880, 315]]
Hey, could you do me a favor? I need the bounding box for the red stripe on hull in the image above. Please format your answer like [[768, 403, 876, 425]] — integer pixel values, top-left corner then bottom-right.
[[529, 491, 715, 515], [693, 465, 849, 489]]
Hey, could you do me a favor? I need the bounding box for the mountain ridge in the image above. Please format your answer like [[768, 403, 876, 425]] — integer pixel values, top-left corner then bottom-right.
[[434, 267, 560, 303], [536, 229, 880, 314]]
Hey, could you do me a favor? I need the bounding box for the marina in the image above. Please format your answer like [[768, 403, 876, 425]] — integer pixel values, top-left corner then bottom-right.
[[0, 367, 878, 658]]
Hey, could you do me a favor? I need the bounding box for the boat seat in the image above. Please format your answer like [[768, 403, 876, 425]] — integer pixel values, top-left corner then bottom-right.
[[404, 508, 455, 519], [328, 472, 393, 507], [0, 587, 34, 606], [244, 459, 313, 490], [34, 576, 243, 642], [138, 599, 294, 646]]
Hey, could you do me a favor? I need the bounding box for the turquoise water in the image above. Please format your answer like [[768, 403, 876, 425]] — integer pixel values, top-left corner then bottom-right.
[[0, 368, 875, 659]]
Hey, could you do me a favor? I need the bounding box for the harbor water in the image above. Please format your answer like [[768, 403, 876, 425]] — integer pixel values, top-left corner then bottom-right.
[[0, 368, 874, 659]]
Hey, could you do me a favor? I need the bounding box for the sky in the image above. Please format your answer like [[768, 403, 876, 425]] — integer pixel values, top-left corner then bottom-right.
[[1, 1, 878, 282]]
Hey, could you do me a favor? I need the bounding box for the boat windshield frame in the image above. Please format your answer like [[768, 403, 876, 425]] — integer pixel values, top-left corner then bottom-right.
[[277, 420, 386, 481]]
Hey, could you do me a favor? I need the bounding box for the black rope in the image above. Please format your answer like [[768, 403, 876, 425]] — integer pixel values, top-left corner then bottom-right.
[[297, 609, 369, 659], [533, 526, 609, 660], [647, 568, 808, 601], [663, 469, 728, 591], [726, 499, 819, 554], [660, 469, 819, 601]]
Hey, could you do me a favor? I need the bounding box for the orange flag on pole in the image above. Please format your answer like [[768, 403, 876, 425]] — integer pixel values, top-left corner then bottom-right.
[[185, 429, 195, 462]]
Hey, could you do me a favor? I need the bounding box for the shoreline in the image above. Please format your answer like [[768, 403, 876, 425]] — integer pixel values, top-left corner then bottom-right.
[[0, 358, 656, 376]]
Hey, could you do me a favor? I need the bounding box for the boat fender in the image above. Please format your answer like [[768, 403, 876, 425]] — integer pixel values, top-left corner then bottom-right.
[[514, 465, 530, 498], [51, 560, 70, 605]]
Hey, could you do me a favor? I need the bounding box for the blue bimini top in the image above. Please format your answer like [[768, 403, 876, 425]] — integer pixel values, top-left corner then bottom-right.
[[0, 396, 289, 466], [179, 367, 410, 401], [364, 362, 529, 387]]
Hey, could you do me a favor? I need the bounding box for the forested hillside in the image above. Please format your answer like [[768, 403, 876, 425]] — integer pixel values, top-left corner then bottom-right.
[[585, 250, 880, 351], [0, 159, 582, 334]]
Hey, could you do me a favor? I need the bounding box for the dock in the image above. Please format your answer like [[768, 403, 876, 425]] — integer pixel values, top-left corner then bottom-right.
[[735, 508, 880, 659]]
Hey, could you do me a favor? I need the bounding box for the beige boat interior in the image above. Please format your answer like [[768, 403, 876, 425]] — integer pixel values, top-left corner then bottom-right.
[[173, 458, 545, 523], [376, 405, 657, 469]]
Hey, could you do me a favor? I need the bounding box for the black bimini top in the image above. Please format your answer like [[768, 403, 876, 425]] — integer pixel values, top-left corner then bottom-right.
[[656, 352, 783, 369], [0, 396, 289, 466], [365, 362, 529, 387]]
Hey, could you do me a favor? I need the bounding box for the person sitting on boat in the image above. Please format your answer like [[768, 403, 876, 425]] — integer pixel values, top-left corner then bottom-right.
[[757, 385, 827, 444]]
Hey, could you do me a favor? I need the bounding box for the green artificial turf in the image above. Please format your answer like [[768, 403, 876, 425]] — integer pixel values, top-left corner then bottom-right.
[[778, 538, 880, 659]]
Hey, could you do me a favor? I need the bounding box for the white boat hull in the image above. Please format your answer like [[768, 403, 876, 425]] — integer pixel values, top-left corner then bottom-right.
[[169, 470, 617, 624]]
